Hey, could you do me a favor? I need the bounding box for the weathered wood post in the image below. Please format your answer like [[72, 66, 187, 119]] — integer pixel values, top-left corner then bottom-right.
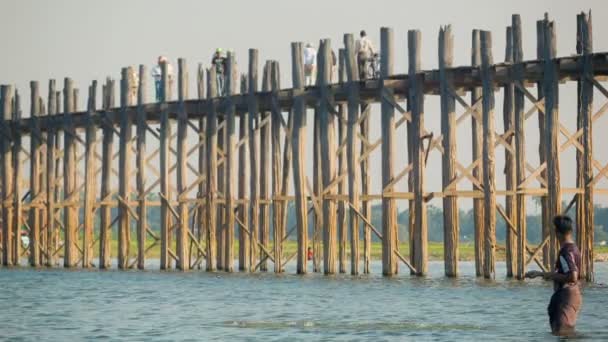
[[176, 58, 190, 270], [99, 78, 115, 269], [259, 61, 272, 272], [380, 27, 397, 276], [360, 106, 371, 274], [136, 65, 147, 269], [1, 85, 14, 266], [344, 34, 361, 275], [196, 65, 206, 268], [503, 25, 516, 278], [439, 26, 458, 277], [480, 31, 496, 279], [118, 67, 133, 269], [291, 42, 308, 274], [224, 52, 236, 272], [513, 15, 527, 280], [206, 67, 218, 271], [45, 80, 57, 267], [471, 30, 485, 276], [576, 12, 594, 282], [63, 78, 78, 267], [337, 48, 348, 274], [29, 81, 42, 266], [312, 69, 323, 273], [270, 61, 285, 273], [318, 39, 338, 275], [543, 17, 560, 267], [247, 51, 260, 272], [12, 90, 22, 266], [238, 72, 250, 272], [160, 61, 172, 270], [83, 81, 97, 268]]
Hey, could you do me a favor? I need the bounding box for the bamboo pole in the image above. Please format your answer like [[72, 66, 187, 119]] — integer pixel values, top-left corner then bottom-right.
[[118, 67, 133, 269], [270, 60, 285, 273], [380, 27, 397, 276], [45, 80, 56, 267], [176, 58, 190, 270], [136, 65, 147, 270], [319, 39, 337, 275], [259, 61, 271, 272], [83, 81, 97, 268], [503, 24, 516, 278], [513, 15, 527, 280], [471, 30, 485, 277], [344, 34, 361, 275], [224, 52, 236, 272], [480, 31, 496, 279], [99, 78, 114, 269], [160, 61, 172, 270], [248, 51, 260, 272], [337, 48, 348, 274], [63, 78, 77, 268], [206, 67, 218, 271], [439, 26, 458, 277], [29, 81, 42, 266], [291, 42, 308, 274], [543, 17, 560, 268]]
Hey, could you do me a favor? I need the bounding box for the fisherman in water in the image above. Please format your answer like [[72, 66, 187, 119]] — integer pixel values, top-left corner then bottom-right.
[[525, 215, 582, 336]]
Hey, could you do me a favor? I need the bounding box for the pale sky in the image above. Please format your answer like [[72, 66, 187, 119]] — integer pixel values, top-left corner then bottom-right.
[[1, 0, 607, 211]]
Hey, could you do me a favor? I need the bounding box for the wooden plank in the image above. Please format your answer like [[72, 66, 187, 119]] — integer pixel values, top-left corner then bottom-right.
[[543, 17, 561, 268], [480, 31, 496, 279], [224, 52, 236, 272], [160, 61, 172, 270], [205, 67, 218, 271], [380, 27, 397, 276], [259, 61, 272, 272], [318, 39, 337, 275], [136, 65, 147, 269], [176, 58, 190, 270], [1, 85, 14, 266], [29, 81, 42, 266], [118, 68, 133, 269], [503, 22, 516, 278], [83, 81, 97, 268], [99, 79, 114, 269], [63, 78, 78, 267], [291, 42, 308, 274], [471, 29, 485, 277], [409, 30, 427, 276], [439, 26, 458, 277]]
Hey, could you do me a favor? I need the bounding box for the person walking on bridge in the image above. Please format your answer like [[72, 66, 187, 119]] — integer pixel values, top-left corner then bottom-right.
[[152, 56, 174, 101], [355, 30, 376, 80], [212, 48, 227, 96], [526, 215, 583, 337], [304, 43, 317, 86]]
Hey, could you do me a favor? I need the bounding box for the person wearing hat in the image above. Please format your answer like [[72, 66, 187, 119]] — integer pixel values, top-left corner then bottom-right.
[[212, 48, 227, 96], [303, 43, 317, 86], [151, 56, 174, 101]]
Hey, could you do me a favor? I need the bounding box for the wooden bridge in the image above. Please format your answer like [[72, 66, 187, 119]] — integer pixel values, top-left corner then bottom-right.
[[0, 12, 605, 280]]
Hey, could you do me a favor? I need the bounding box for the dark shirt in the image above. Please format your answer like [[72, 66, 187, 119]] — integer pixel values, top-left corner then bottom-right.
[[212, 56, 226, 75], [554, 242, 581, 290]]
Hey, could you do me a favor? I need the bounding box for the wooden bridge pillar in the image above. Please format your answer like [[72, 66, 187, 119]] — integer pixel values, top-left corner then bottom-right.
[[503, 24, 516, 278], [118, 68, 133, 269], [247, 51, 259, 272], [45, 80, 57, 267], [1, 85, 14, 266], [270, 61, 286, 273], [83, 81, 97, 268], [160, 61, 172, 270], [136, 65, 148, 270], [29, 81, 43, 266], [205, 67, 218, 271], [176, 58, 190, 271], [99, 78, 115, 269], [63, 78, 78, 268], [224, 53, 236, 272]]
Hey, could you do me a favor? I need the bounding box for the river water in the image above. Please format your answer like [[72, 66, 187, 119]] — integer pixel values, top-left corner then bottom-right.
[[1, 261, 606, 341]]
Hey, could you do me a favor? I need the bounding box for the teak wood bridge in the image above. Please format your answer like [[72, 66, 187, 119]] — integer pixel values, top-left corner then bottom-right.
[[0, 12, 606, 280]]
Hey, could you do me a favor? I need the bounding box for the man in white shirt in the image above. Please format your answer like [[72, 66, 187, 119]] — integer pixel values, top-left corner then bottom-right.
[[303, 43, 317, 86], [355, 30, 376, 79], [151, 56, 174, 101]]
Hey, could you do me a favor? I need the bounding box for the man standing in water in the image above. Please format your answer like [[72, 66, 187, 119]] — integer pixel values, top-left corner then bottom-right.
[[526, 215, 583, 336]]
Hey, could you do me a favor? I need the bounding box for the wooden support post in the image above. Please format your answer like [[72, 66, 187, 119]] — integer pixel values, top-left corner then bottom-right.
[[63, 78, 78, 268], [319, 39, 337, 275], [248, 52, 260, 272], [471, 30, 485, 277], [238, 55, 252, 272], [576, 12, 594, 282], [1, 85, 14, 266], [217, 94, 226, 271], [206, 67, 218, 271], [291, 42, 308, 274], [439, 26, 458, 277], [83, 81, 97, 268], [360, 103, 371, 274], [313, 96, 322, 273], [259, 61, 271, 272], [480, 31, 496, 279], [503, 24, 516, 278], [224, 52, 236, 272], [99, 78, 115, 269], [381, 27, 397, 276], [337, 48, 348, 274], [118, 67, 133, 269], [160, 61, 172, 270], [29, 81, 42, 266], [45, 80, 57, 267], [344, 34, 361, 275], [136, 65, 147, 270], [38, 96, 47, 266], [12, 90, 22, 266], [513, 16, 527, 279], [270, 61, 285, 273], [543, 17, 560, 267], [196, 64, 206, 268], [176, 58, 190, 270], [409, 30, 427, 276]]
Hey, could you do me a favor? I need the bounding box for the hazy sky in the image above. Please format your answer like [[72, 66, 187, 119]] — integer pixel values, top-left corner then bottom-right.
[[1, 0, 607, 212]]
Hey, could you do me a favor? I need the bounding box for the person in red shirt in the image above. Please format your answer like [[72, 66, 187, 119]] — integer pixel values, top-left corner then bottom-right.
[[307, 246, 313, 261], [526, 215, 582, 336]]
